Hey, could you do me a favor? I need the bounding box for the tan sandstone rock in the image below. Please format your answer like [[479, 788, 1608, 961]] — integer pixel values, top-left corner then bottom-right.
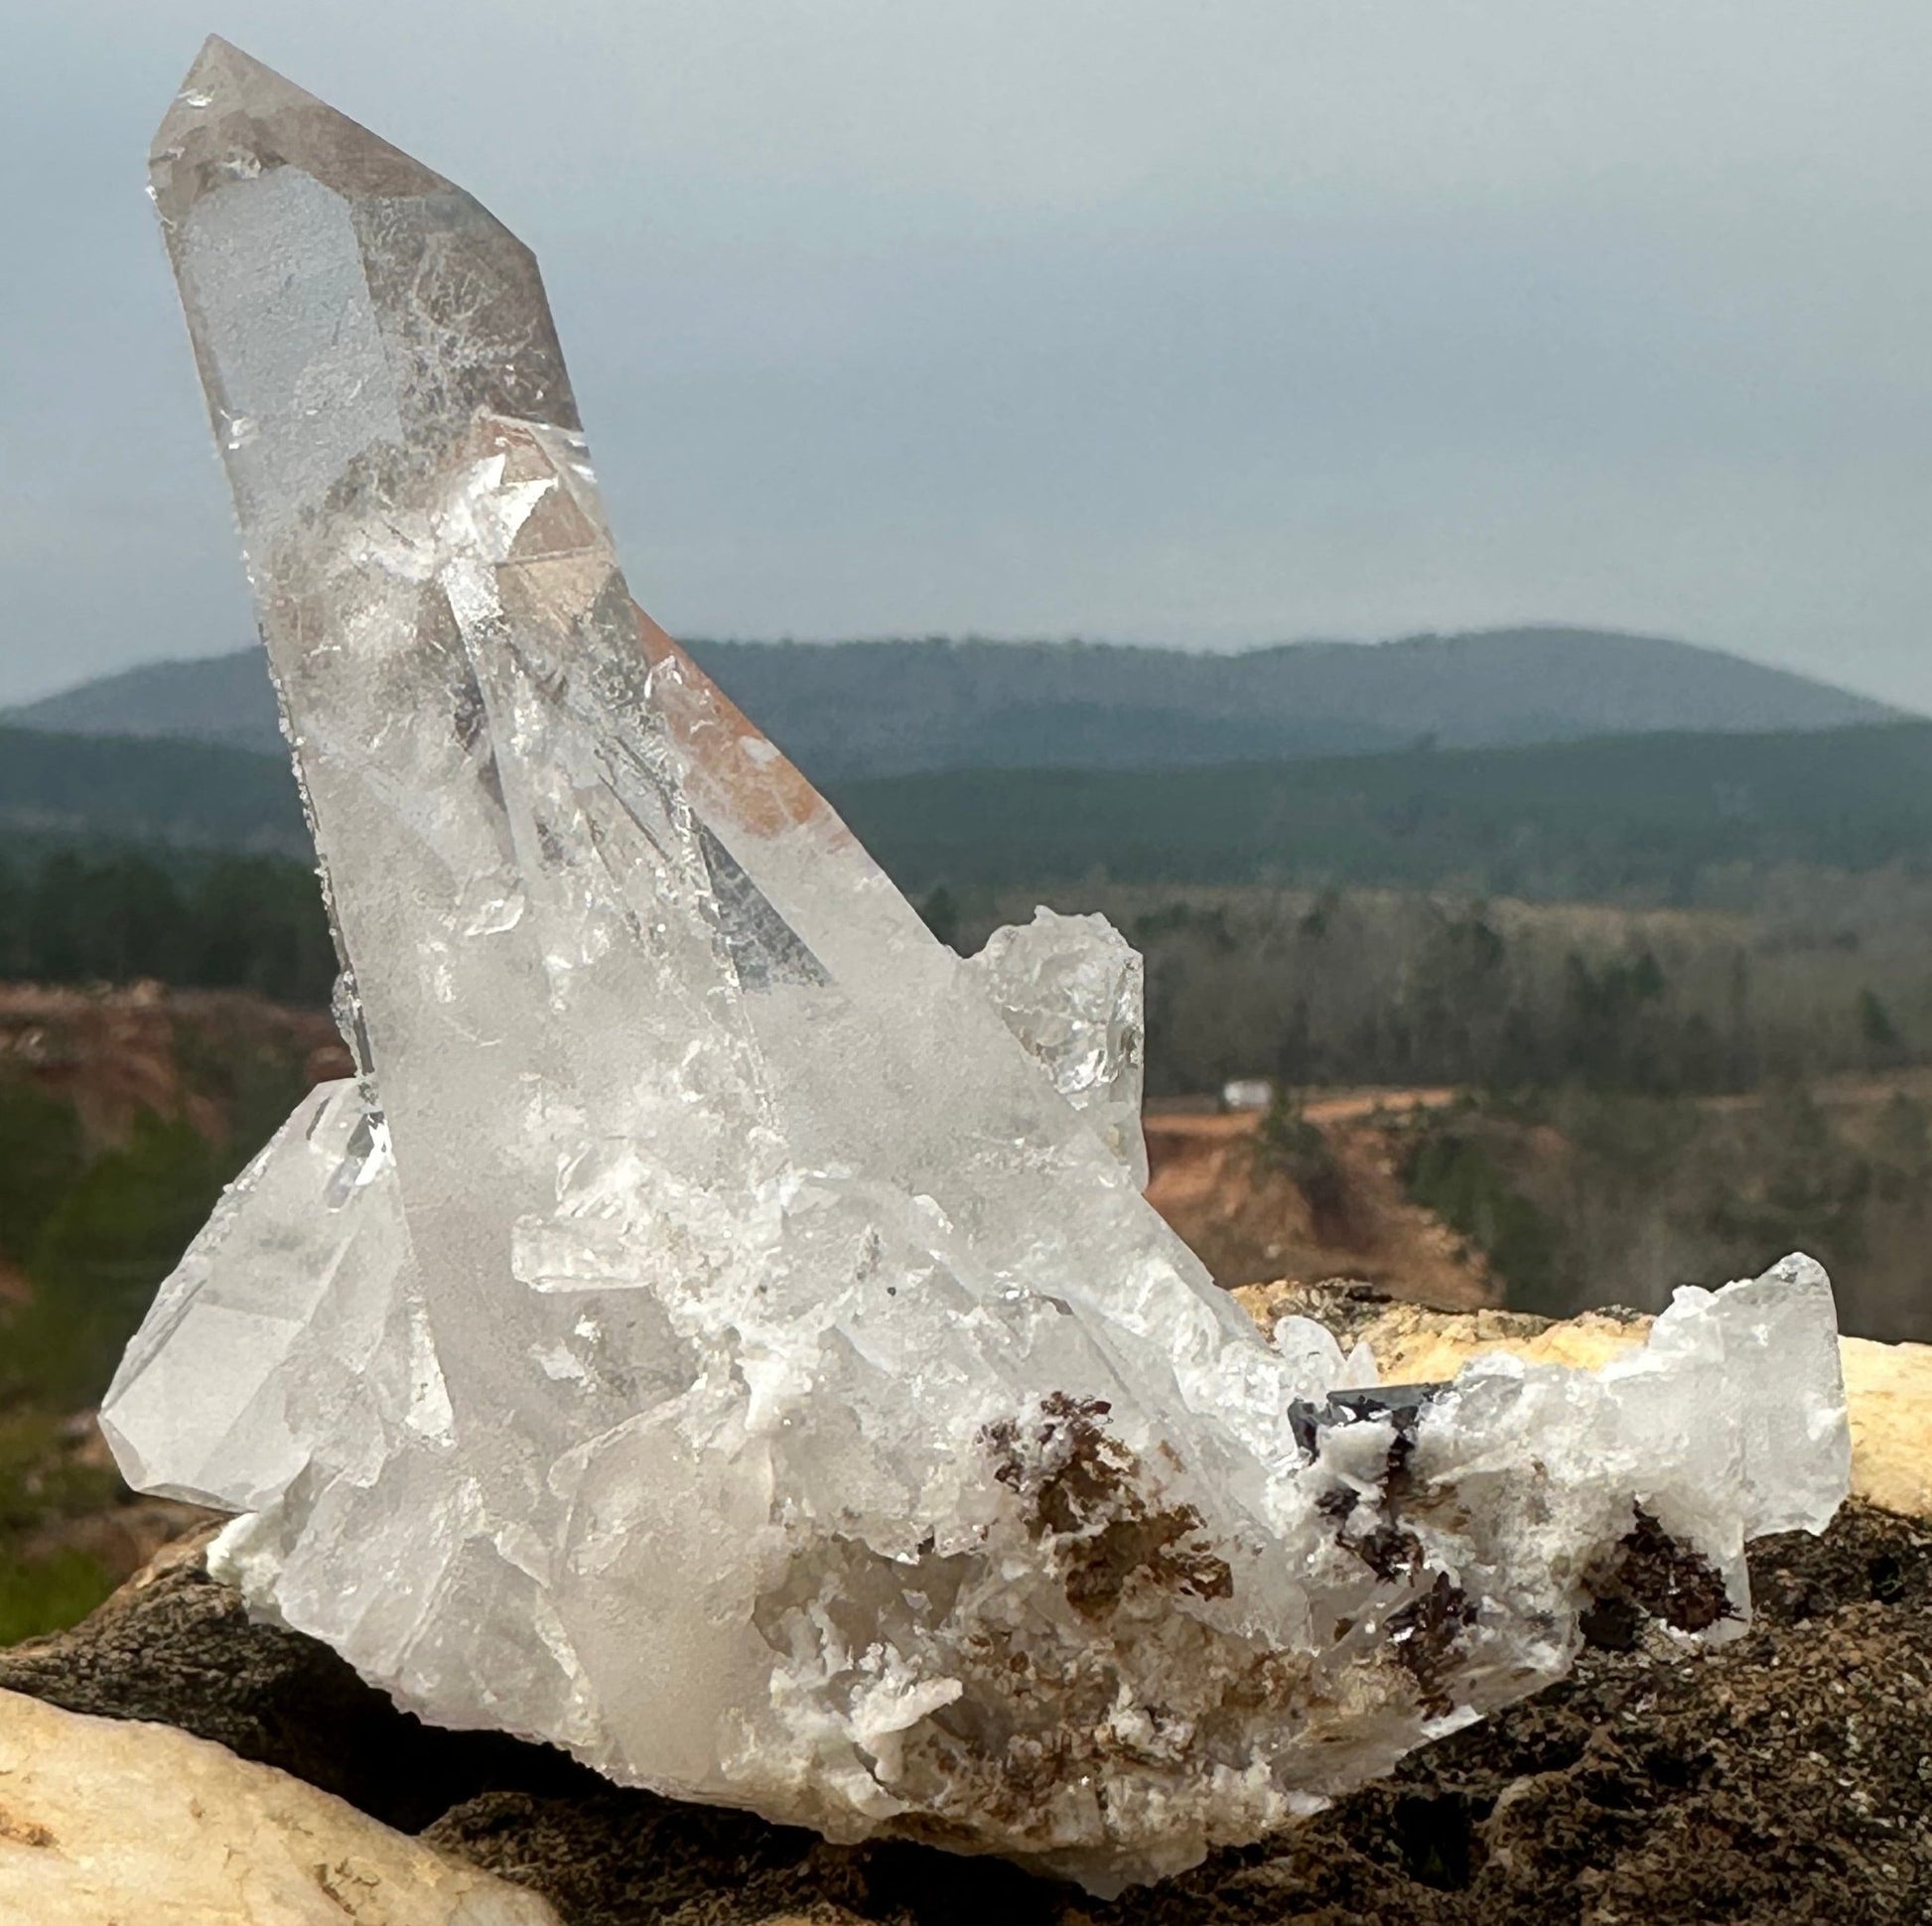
[[1238, 1280, 1932, 1519], [0, 1687, 560, 1925], [1838, 1336, 1932, 1519]]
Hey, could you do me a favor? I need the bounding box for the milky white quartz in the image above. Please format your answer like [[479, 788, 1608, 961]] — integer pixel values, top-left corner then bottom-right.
[[104, 38, 1853, 1894]]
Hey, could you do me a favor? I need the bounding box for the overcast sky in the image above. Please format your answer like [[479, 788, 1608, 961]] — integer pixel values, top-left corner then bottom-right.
[[4, 0, 1930, 709]]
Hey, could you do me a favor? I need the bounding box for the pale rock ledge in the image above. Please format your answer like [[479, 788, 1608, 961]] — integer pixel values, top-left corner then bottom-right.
[[0, 1686, 560, 1926], [1239, 1280, 1932, 1520]]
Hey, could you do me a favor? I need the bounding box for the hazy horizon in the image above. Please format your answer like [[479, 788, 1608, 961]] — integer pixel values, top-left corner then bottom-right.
[[4, 1, 1928, 709]]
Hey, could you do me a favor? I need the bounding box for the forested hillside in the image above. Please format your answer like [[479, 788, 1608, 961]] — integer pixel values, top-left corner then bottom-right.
[[8, 718, 1932, 908], [686, 628, 1899, 777], [0, 726, 306, 857], [839, 721, 1932, 900]]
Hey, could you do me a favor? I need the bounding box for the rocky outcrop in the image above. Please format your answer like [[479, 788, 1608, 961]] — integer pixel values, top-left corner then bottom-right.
[[0, 1531, 590, 1834], [6, 1502, 1928, 1923], [404, 1502, 1932, 1925], [2, 1291, 1929, 1923], [0, 1686, 560, 1923]]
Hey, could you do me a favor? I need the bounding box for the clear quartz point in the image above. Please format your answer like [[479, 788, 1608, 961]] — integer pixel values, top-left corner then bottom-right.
[[104, 38, 1853, 1893]]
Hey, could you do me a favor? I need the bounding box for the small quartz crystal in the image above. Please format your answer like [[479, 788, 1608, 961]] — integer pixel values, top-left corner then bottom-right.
[[104, 39, 1853, 1895]]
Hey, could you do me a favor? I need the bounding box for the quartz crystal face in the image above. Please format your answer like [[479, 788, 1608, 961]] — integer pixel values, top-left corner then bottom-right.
[[104, 38, 1854, 1895]]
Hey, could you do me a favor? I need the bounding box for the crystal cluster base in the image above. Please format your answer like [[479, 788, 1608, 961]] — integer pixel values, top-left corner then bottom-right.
[[105, 39, 1852, 1895]]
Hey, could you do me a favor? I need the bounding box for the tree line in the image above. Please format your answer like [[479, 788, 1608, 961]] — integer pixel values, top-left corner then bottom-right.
[[0, 848, 336, 1005], [1401, 1081, 1932, 1342], [932, 883, 1929, 1102], [5, 838, 1922, 1110]]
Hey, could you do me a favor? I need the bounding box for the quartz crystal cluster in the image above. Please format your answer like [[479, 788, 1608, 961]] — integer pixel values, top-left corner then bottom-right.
[[104, 39, 1854, 1895]]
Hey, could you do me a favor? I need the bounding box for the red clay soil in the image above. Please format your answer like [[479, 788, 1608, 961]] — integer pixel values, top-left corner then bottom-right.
[[0, 1255, 30, 1308], [1145, 1093, 1495, 1309], [0, 981, 348, 1149]]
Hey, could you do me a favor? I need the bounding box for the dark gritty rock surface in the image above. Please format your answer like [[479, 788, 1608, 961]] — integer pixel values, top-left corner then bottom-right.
[[2, 1503, 1928, 1925], [0, 1526, 592, 1832]]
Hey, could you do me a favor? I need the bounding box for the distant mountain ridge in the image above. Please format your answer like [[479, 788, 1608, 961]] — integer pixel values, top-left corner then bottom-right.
[[3, 626, 1901, 778]]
